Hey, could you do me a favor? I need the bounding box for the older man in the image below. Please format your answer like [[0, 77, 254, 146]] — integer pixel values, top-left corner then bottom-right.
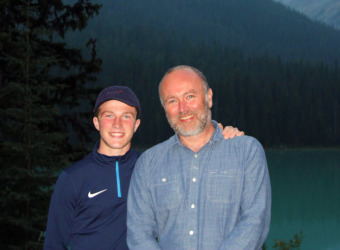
[[127, 66, 271, 250]]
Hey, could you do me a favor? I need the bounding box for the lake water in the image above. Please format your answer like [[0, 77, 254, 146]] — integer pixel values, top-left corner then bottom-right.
[[264, 149, 340, 250]]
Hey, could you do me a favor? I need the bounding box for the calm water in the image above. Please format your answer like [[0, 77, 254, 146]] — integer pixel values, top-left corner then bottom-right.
[[265, 149, 340, 250]]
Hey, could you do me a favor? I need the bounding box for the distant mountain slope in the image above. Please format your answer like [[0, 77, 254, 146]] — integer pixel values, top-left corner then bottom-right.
[[75, 0, 340, 63], [274, 0, 340, 30], [63, 0, 340, 148]]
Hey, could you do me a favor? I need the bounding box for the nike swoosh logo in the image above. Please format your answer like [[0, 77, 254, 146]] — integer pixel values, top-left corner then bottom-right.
[[88, 189, 107, 198]]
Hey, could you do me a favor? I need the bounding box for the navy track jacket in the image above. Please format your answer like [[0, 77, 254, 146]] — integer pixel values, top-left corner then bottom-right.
[[44, 142, 140, 250]]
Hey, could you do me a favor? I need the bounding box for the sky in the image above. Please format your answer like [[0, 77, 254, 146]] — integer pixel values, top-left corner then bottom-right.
[[273, 0, 340, 29]]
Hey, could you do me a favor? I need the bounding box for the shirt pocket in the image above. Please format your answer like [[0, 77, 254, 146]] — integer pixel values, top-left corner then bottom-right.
[[151, 174, 182, 210], [207, 170, 238, 203]]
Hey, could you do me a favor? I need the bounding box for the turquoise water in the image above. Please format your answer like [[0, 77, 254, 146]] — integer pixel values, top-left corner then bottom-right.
[[265, 149, 340, 249]]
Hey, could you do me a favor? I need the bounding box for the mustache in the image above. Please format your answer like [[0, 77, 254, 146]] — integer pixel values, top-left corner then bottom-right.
[[176, 112, 205, 124], [177, 111, 195, 118]]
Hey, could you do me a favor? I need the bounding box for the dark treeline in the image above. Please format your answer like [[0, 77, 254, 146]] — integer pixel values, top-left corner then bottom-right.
[[65, 0, 340, 148], [68, 25, 340, 148], [86, 0, 340, 63], [124, 42, 340, 148]]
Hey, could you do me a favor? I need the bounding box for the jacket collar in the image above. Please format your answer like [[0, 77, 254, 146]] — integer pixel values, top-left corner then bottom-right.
[[92, 141, 135, 166]]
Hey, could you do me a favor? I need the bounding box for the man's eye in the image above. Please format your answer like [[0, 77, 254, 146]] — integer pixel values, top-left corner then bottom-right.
[[187, 95, 194, 99], [168, 99, 176, 104], [123, 115, 132, 119]]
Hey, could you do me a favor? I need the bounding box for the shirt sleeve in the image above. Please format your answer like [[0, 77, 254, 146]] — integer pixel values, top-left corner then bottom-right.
[[218, 138, 272, 250], [126, 155, 161, 250], [43, 171, 77, 250]]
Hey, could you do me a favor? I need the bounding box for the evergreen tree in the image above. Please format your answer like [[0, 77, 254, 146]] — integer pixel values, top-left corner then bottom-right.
[[0, 0, 101, 248]]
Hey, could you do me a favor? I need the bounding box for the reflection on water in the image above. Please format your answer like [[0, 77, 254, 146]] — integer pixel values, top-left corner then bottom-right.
[[265, 149, 340, 250]]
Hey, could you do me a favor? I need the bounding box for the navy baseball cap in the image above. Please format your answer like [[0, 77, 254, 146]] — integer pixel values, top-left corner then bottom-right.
[[93, 86, 141, 117]]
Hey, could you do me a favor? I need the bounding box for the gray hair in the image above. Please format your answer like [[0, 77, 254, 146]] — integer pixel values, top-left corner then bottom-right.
[[158, 65, 210, 106]]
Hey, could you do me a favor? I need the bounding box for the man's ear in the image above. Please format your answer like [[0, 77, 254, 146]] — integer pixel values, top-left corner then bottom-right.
[[93, 117, 100, 131], [134, 119, 141, 133], [208, 88, 213, 108]]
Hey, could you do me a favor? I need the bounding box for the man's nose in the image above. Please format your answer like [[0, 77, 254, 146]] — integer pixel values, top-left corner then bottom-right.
[[178, 100, 188, 113], [112, 117, 122, 127]]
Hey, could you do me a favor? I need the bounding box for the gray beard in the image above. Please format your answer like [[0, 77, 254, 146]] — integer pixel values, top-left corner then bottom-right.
[[167, 102, 212, 137]]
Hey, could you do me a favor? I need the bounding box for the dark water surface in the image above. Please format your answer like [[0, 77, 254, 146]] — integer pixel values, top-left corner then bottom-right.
[[265, 149, 340, 249]]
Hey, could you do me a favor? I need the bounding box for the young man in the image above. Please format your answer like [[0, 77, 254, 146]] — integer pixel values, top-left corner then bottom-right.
[[44, 86, 141, 249], [44, 85, 243, 250], [127, 66, 271, 250]]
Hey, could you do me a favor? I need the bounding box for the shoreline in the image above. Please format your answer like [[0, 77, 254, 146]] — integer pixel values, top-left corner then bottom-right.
[[264, 146, 340, 151]]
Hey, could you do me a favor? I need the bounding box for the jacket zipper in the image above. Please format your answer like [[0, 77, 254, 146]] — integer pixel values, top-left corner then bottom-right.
[[116, 161, 121, 198]]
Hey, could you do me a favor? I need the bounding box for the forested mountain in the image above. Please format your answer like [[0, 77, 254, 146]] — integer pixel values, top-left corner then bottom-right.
[[74, 0, 340, 64], [65, 0, 339, 148], [274, 0, 340, 30]]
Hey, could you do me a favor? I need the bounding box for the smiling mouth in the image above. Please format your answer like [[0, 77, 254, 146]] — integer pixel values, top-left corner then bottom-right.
[[109, 132, 124, 137], [179, 115, 194, 121]]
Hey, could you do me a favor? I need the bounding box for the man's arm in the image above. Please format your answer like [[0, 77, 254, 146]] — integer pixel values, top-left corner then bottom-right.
[[127, 156, 161, 250], [219, 138, 271, 250], [43, 172, 75, 250]]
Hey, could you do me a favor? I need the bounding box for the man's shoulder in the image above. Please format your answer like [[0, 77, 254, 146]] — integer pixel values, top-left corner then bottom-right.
[[231, 135, 260, 144], [142, 136, 176, 156], [220, 135, 264, 152], [55, 153, 99, 190], [135, 136, 176, 171], [64, 152, 94, 175]]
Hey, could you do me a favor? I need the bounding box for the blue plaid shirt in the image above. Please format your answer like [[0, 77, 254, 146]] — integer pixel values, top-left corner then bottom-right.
[[127, 121, 271, 250]]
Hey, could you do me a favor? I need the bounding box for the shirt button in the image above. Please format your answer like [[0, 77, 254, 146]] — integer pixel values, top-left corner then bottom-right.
[[191, 203, 195, 208], [162, 178, 167, 182], [194, 154, 198, 158], [192, 178, 197, 182], [189, 230, 194, 235]]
